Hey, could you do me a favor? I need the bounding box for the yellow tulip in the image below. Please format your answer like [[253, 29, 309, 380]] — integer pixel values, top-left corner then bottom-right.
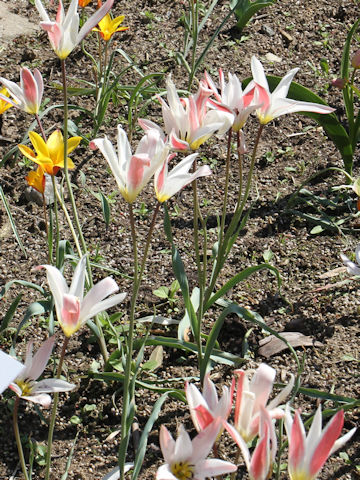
[[18, 130, 81, 175], [93, 13, 128, 42], [0, 88, 13, 114], [26, 166, 46, 194]]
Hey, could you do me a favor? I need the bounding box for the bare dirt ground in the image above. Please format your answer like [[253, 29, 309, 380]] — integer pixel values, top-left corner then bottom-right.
[[0, 0, 359, 479]]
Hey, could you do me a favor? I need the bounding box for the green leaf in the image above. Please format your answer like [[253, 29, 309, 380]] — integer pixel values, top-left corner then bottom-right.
[[310, 225, 324, 235], [131, 393, 170, 479], [0, 294, 22, 333], [100, 191, 111, 228], [204, 263, 282, 311], [231, 0, 278, 32], [0, 279, 45, 300], [0, 186, 27, 258], [153, 286, 170, 299]]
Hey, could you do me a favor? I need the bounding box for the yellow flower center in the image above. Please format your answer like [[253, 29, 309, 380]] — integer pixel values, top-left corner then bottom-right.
[[16, 379, 35, 396], [290, 470, 311, 480], [170, 461, 194, 480]]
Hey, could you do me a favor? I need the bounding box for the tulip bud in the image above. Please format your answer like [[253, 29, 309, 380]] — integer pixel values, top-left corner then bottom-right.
[[351, 49, 360, 69], [331, 77, 347, 89]]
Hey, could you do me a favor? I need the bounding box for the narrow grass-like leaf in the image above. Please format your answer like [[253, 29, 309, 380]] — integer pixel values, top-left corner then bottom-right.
[[14, 300, 50, 345], [100, 191, 111, 228], [0, 279, 45, 300], [163, 205, 199, 339], [205, 264, 281, 311], [178, 287, 200, 341], [0, 294, 22, 333], [132, 393, 170, 479], [60, 432, 79, 480], [0, 186, 26, 257]]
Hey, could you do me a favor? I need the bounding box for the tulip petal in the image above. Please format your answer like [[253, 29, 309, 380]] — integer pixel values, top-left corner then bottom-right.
[[159, 425, 176, 465], [35, 378, 75, 393], [27, 336, 55, 380], [309, 410, 344, 477], [69, 255, 87, 299], [80, 278, 121, 320]]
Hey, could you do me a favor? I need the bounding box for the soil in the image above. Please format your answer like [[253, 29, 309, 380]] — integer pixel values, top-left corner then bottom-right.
[[0, 0, 359, 479]]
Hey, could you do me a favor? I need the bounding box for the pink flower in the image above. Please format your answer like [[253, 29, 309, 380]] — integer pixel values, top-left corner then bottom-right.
[[140, 75, 234, 151], [234, 363, 294, 442], [38, 256, 126, 337], [9, 337, 75, 408], [204, 69, 258, 131], [251, 56, 335, 124], [91, 126, 167, 203], [225, 407, 277, 480], [0, 68, 43, 114], [157, 420, 236, 480], [285, 405, 356, 480], [185, 374, 233, 432], [35, 0, 114, 59], [155, 152, 211, 203]]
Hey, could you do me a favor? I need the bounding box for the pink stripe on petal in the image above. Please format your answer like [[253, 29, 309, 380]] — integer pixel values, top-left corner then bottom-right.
[[254, 84, 271, 113], [309, 410, 344, 477], [127, 154, 150, 194], [61, 294, 81, 329], [250, 434, 268, 480], [194, 404, 214, 430], [290, 411, 305, 470], [21, 69, 37, 108]]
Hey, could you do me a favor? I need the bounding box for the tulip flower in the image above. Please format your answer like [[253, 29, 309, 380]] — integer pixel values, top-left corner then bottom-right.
[[351, 49, 360, 69], [91, 125, 167, 203], [93, 13, 128, 42], [225, 407, 277, 480], [0, 68, 43, 115], [18, 130, 81, 176], [251, 56, 335, 125], [0, 88, 14, 115], [35, 0, 114, 59], [155, 152, 211, 203], [38, 255, 126, 337], [9, 336, 75, 408], [139, 75, 234, 151], [26, 166, 46, 194], [0, 350, 24, 395], [79, 0, 92, 6], [234, 363, 294, 443], [285, 405, 356, 480], [185, 374, 233, 432], [157, 420, 236, 480], [340, 245, 360, 275], [204, 69, 258, 131]]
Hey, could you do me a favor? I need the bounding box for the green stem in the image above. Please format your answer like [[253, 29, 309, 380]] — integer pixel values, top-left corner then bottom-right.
[[218, 128, 232, 256], [13, 397, 29, 480], [54, 186, 83, 259], [61, 60, 92, 280], [119, 202, 160, 479], [51, 175, 59, 267], [36, 113, 47, 141], [191, 173, 205, 373], [42, 192, 51, 264], [236, 130, 244, 208], [204, 124, 264, 307], [45, 336, 69, 480], [188, 0, 199, 89]]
